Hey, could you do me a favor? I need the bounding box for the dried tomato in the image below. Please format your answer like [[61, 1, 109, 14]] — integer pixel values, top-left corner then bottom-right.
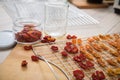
[[64, 46, 72, 53], [86, 60, 94, 68], [61, 51, 68, 57], [73, 54, 86, 62], [31, 55, 39, 61], [24, 45, 32, 50], [71, 46, 78, 53], [64, 44, 78, 54], [51, 46, 58, 52], [41, 35, 56, 43], [21, 60, 28, 67], [15, 25, 42, 43], [41, 39, 48, 43], [92, 71, 105, 80], [72, 35, 77, 39], [79, 62, 88, 69], [43, 35, 51, 40], [79, 60, 94, 69], [66, 34, 72, 39], [73, 70, 84, 80], [66, 42, 73, 46]]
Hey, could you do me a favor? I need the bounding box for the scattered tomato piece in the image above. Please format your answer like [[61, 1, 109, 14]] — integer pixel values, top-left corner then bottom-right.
[[61, 51, 68, 57], [73, 53, 86, 62], [64, 44, 78, 54], [66, 42, 72, 46], [73, 70, 84, 80], [72, 35, 77, 39], [51, 46, 59, 52], [92, 71, 105, 80], [24, 45, 32, 50], [66, 34, 72, 39], [41, 35, 56, 43], [31, 55, 39, 61], [66, 34, 77, 39], [71, 46, 78, 53], [21, 60, 28, 67]]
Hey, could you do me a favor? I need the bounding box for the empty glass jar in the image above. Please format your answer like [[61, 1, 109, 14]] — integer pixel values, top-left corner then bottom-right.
[[44, 0, 69, 37]]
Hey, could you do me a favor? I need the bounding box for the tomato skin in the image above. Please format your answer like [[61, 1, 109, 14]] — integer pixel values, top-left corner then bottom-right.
[[31, 55, 39, 62], [73, 70, 84, 80]]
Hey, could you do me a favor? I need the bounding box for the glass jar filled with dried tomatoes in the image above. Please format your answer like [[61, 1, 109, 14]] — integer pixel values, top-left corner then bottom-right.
[[13, 18, 42, 44]]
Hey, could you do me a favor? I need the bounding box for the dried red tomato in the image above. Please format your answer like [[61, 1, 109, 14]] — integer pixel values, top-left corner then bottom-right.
[[64, 44, 78, 54], [79, 60, 94, 69], [72, 35, 77, 39], [73, 70, 84, 80], [51, 46, 58, 52], [21, 60, 28, 67], [41, 39, 48, 43], [41, 35, 56, 43], [24, 45, 32, 50], [66, 34, 72, 39], [71, 46, 78, 53], [31, 55, 39, 61], [61, 51, 68, 57], [73, 54, 86, 62], [15, 25, 42, 43], [86, 60, 94, 68], [92, 71, 105, 80], [64, 46, 72, 53], [79, 62, 88, 69], [66, 42, 73, 46]]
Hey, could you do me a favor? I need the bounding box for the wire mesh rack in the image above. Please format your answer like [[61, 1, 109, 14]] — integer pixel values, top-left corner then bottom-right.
[[32, 33, 120, 80]]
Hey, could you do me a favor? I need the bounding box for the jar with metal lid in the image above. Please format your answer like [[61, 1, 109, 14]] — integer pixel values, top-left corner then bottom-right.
[[13, 18, 42, 44]]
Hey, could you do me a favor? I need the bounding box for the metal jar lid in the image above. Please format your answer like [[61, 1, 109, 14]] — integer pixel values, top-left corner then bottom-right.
[[0, 30, 16, 50]]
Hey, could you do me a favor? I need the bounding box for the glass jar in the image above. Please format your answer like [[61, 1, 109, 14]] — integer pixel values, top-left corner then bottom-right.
[[44, 0, 69, 38], [13, 18, 42, 44]]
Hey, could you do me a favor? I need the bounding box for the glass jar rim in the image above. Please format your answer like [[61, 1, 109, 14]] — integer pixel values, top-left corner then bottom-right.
[[13, 17, 41, 27]]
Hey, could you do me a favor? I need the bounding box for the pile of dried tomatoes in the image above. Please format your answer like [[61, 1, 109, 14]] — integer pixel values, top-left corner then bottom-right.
[[15, 24, 42, 43]]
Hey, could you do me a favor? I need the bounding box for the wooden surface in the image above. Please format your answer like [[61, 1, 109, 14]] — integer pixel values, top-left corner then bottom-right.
[[0, 44, 67, 80], [69, 0, 109, 8]]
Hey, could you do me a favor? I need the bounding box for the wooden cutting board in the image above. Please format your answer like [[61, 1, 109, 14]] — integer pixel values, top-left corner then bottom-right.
[[69, 0, 109, 8], [0, 44, 67, 80]]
